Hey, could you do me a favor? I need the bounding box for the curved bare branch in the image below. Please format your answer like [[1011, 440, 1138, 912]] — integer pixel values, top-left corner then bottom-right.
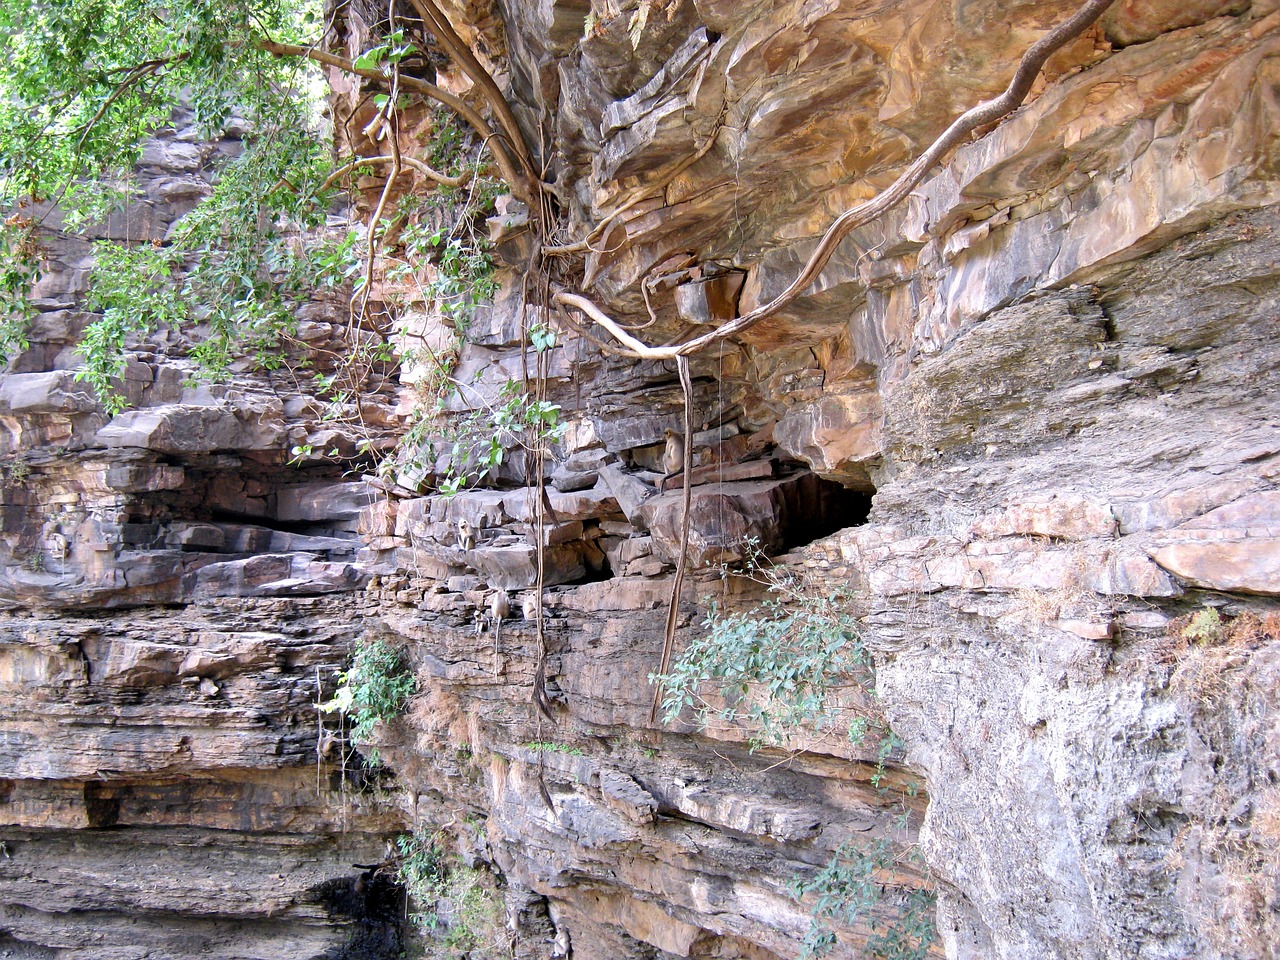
[[257, 38, 528, 199], [554, 0, 1117, 360], [321, 153, 472, 190]]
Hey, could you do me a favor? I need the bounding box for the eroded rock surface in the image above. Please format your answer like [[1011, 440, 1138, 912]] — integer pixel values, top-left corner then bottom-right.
[[3, 1, 1279, 959], [0, 111, 407, 960]]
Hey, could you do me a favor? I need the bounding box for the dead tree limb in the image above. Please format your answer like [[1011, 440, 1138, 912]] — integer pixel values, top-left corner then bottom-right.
[[650, 354, 695, 725]]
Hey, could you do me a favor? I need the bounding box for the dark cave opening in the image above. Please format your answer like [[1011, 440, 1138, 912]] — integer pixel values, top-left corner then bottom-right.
[[780, 473, 874, 552], [83, 782, 122, 829], [312, 868, 406, 960]]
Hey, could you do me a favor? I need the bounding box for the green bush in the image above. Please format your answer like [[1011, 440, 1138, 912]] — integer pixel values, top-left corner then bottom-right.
[[395, 831, 506, 958], [656, 562, 868, 749], [790, 839, 936, 960], [322, 638, 416, 765]]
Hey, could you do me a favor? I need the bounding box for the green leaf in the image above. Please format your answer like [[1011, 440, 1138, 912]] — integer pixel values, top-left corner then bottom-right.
[[353, 46, 386, 71]]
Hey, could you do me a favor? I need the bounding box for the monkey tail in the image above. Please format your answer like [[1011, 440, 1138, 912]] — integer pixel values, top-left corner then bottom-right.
[[533, 656, 555, 721], [536, 764, 555, 812]]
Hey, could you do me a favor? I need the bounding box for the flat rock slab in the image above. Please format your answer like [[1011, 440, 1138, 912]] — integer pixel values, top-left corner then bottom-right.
[[1148, 491, 1280, 595], [95, 402, 283, 453], [468, 541, 585, 591]]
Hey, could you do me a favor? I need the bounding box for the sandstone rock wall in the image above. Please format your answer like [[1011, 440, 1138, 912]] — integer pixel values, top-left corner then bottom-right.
[[0, 113, 408, 959], [2, 2, 1279, 959]]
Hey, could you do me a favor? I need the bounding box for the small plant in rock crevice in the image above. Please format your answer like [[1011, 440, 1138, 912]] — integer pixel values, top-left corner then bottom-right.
[[395, 830, 506, 958], [654, 546, 936, 959], [1179, 606, 1224, 646], [655, 549, 872, 750], [524, 740, 583, 756], [322, 637, 417, 767], [0, 458, 30, 485]]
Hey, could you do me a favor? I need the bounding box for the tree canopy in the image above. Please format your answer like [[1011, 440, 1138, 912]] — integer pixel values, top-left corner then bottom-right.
[[0, 0, 337, 403]]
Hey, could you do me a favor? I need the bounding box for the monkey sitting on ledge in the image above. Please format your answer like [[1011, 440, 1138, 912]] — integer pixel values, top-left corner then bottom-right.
[[659, 427, 685, 492]]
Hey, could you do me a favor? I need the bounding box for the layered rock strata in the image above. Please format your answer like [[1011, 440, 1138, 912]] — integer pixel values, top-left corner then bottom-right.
[[0, 114, 407, 959], [2, 1, 1279, 959]]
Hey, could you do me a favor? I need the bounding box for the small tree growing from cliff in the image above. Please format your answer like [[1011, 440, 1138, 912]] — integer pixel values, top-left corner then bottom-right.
[[322, 636, 417, 766]]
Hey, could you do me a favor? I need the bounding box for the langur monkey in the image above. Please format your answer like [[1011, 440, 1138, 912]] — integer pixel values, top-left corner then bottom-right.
[[661, 427, 685, 488], [489, 588, 511, 622], [457, 517, 476, 550]]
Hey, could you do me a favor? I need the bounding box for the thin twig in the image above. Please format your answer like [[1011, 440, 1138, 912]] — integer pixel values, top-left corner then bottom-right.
[[322, 153, 472, 190]]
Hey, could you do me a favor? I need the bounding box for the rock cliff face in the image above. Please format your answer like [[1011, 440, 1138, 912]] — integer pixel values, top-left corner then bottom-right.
[[3, 1, 1279, 959], [0, 114, 408, 959]]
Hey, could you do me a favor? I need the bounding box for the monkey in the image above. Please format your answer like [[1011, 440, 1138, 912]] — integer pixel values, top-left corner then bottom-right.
[[489, 589, 510, 677], [457, 517, 476, 551], [551, 923, 571, 959], [660, 427, 686, 491], [521, 591, 539, 622]]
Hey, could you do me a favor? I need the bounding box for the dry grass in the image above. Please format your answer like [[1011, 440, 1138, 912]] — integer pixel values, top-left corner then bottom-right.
[[1165, 609, 1280, 702]]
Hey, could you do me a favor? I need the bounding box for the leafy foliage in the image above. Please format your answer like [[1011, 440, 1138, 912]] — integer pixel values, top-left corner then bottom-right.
[[392, 327, 565, 497], [383, 115, 506, 331], [395, 831, 506, 957], [657, 558, 869, 748], [657, 551, 936, 956], [322, 637, 416, 766], [0, 0, 522, 489], [77, 240, 181, 412], [790, 839, 936, 960], [397, 831, 447, 928], [0, 214, 42, 362], [0, 0, 332, 389]]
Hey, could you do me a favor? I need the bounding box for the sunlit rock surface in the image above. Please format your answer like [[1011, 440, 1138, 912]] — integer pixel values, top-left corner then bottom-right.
[[3, 0, 1279, 958]]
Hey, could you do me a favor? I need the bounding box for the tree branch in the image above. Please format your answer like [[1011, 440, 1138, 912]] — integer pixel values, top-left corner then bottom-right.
[[257, 38, 528, 200], [321, 153, 472, 190], [405, 0, 542, 195], [554, 0, 1117, 360]]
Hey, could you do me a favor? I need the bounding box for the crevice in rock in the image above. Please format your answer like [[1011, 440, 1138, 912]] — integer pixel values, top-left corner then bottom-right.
[[778, 472, 874, 552]]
